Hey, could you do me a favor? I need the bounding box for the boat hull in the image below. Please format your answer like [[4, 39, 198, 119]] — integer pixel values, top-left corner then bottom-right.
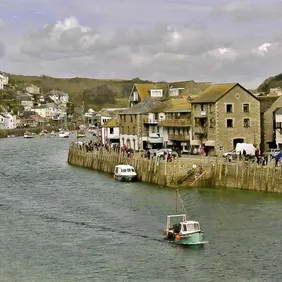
[[114, 174, 137, 182], [166, 231, 207, 246]]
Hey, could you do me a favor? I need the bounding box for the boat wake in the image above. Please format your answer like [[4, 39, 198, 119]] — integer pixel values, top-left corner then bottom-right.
[[22, 212, 164, 243]]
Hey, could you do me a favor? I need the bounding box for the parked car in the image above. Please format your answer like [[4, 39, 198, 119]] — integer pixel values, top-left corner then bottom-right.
[[263, 148, 281, 157]]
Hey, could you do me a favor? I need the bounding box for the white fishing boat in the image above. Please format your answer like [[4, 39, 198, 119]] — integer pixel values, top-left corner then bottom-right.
[[58, 131, 70, 138], [50, 130, 56, 136], [23, 132, 34, 139], [114, 165, 137, 181], [162, 190, 208, 246]]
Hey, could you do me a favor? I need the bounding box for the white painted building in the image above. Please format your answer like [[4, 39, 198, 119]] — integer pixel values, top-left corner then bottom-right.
[[101, 119, 120, 145], [0, 113, 16, 129]]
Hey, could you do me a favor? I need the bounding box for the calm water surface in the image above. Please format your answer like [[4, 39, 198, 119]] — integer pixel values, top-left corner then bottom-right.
[[1, 136, 282, 282]]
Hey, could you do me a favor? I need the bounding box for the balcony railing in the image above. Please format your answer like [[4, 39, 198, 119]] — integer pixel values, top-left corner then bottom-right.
[[168, 134, 190, 141], [144, 119, 158, 125], [194, 126, 208, 135], [157, 119, 191, 127]]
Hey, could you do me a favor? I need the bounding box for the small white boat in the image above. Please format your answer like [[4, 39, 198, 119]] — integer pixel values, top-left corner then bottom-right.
[[114, 165, 137, 181], [24, 132, 34, 138], [50, 131, 56, 136], [59, 131, 70, 138]]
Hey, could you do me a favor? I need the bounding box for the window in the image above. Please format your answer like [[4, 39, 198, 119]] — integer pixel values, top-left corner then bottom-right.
[[130, 115, 133, 122], [226, 119, 233, 128], [276, 122, 282, 129], [133, 126, 136, 135], [109, 127, 114, 134], [226, 104, 233, 113], [244, 118, 250, 128], [209, 104, 213, 113], [209, 118, 214, 128], [243, 104, 249, 113]]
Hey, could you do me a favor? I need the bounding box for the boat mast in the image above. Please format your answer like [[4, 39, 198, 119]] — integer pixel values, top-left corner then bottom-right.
[[176, 189, 187, 215]]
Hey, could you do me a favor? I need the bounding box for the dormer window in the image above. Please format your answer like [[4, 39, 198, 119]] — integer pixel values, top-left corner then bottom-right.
[[150, 89, 163, 97]]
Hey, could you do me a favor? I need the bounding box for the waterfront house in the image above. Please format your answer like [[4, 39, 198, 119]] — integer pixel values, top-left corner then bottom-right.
[[101, 119, 120, 146], [95, 108, 127, 143], [190, 83, 261, 156], [0, 113, 16, 129], [119, 99, 163, 150], [128, 83, 168, 108], [26, 84, 40, 95], [257, 95, 282, 151], [152, 98, 192, 151]]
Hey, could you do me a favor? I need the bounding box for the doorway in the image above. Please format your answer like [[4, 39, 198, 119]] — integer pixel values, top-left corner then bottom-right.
[[233, 138, 244, 149]]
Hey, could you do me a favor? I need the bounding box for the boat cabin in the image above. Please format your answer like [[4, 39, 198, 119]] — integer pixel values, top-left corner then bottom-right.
[[114, 165, 136, 176], [166, 214, 201, 234]]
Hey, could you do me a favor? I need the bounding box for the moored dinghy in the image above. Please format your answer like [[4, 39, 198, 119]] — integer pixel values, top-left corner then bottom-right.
[[114, 164, 137, 181], [162, 189, 208, 246]]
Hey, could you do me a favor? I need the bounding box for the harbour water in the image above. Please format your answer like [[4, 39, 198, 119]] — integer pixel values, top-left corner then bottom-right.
[[1, 136, 282, 281]]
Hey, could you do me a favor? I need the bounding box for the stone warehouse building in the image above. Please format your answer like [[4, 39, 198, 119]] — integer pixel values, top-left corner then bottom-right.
[[191, 83, 261, 155]]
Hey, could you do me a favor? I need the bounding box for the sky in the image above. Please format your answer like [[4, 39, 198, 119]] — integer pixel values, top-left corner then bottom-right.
[[0, 0, 282, 88]]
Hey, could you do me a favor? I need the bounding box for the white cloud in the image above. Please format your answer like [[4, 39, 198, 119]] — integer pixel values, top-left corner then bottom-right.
[[213, 0, 282, 21], [0, 0, 281, 90]]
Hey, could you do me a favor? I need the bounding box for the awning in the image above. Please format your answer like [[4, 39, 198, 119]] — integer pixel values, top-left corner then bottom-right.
[[191, 140, 201, 146], [205, 140, 215, 147]]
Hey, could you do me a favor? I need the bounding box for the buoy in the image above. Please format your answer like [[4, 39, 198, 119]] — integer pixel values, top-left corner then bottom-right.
[[175, 234, 181, 240]]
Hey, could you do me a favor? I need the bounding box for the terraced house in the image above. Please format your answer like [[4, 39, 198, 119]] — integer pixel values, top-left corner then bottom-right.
[[128, 83, 168, 108], [119, 99, 163, 150], [191, 83, 261, 155], [152, 98, 192, 152]]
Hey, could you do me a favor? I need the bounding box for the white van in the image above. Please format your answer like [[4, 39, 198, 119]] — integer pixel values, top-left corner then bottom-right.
[[223, 143, 256, 159]]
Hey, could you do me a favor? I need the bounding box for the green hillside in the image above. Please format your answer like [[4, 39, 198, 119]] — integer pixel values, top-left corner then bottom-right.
[[3, 73, 153, 110], [257, 72, 282, 94]]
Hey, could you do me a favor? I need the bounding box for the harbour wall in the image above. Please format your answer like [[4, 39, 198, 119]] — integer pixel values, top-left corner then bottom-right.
[[67, 144, 282, 193]]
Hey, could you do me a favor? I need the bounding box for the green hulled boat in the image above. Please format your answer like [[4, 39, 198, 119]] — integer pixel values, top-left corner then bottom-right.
[[162, 190, 208, 246]]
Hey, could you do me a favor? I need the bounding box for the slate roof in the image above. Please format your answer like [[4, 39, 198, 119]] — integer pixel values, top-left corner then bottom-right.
[[191, 83, 238, 103], [152, 98, 191, 113], [196, 82, 212, 91], [133, 83, 168, 101], [170, 81, 203, 97], [257, 96, 280, 113], [122, 98, 163, 114], [102, 119, 119, 128]]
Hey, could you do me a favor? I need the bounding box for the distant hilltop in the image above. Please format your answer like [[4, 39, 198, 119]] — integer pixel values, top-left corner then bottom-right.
[[257, 72, 282, 94]]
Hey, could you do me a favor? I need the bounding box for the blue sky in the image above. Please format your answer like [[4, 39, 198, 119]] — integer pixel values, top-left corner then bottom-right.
[[1, 0, 282, 88]]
